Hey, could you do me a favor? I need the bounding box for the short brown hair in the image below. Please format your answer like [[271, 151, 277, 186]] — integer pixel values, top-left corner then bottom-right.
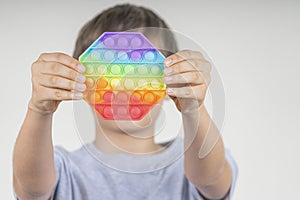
[[73, 4, 178, 59]]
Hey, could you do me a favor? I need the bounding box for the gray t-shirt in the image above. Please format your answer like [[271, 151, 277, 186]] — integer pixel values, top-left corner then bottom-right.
[[16, 138, 238, 200]]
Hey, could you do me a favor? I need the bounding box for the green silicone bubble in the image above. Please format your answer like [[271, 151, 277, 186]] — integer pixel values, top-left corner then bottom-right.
[[97, 64, 107, 74], [124, 64, 135, 75], [150, 65, 162, 75], [137, 65, 148, 75], [110, 64, 122, 75], [85, 64, 94, 74]]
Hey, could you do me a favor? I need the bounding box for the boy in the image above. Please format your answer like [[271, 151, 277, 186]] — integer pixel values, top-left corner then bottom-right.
[[13, 4, 237, 200]]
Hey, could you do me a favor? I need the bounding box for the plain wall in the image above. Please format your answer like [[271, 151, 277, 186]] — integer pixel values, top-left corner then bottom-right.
[[1, 0, 299, 199]]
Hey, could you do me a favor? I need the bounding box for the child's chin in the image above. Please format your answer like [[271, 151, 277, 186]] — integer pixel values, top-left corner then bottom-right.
[[94, 112, 152, 133]]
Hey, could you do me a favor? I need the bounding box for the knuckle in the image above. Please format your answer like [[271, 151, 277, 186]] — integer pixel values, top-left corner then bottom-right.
[[31, 76, 39, 86], [184, 88, 191, 96], [204, 61, 212, 71], [177, 64, 184, 73], [70, 59, 79, 68], [50, 63, 59, 73], [189, 59, 197, 67], [195, 51, 203, 58], [68, 80, 75, 89], [191, 73, 198, 82], [174, 51, 184, 60], [205, 77, 211, 85], [55, 90, 63, 100], [177, 74, 184, 82], [69, 70, 78, 79], [54, 53, 64, 61], [34, 85, 43, 95], [31, 61, 40, 72], [38, 53, 48, 60], [182, 49, 192, 58], [49, 76, 58, 85], [199, 86, 207, 99]]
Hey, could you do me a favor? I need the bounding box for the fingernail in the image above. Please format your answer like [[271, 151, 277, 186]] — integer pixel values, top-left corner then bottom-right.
[[77, 64, 86, 73], [165, 58, 172, 66], [164, 68, 173, 75], [75, 83, 86, 91], [164, 76, 172, 83], [167, 88, 175, 94], [76, 74, 86, 83], [73, 93, 83, 99]]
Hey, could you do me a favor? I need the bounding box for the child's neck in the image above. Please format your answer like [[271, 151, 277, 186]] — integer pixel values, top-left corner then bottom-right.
[[94, 121, 165, 155]]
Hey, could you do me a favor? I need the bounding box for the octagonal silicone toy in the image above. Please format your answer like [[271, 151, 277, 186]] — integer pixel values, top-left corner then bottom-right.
[[79, 32, 166, 120]]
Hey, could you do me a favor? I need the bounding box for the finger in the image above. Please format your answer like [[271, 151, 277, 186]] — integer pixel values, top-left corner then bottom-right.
[[164, 72, 206, 85], [38, 52, 85, 73], [164, 50, 204, 67], [163, 59, 211, 76], [35, 61, 86, 83], [37, 86, 83, 101], [38, 75, 86, 92], [166, 84, 207, 100]]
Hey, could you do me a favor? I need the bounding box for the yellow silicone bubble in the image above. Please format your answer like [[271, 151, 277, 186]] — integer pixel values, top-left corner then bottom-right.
[[150, 79, 163, 89], [137, 79, 148, 89], [124, 79, 135, 90], [110, 78, 123, 89]]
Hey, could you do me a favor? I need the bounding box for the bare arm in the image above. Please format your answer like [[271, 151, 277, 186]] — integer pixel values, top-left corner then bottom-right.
[[164, 50, 232, 199], [13, 110, 55, 199], [13, 53, 85, 199], [182, 106, 232, 199]]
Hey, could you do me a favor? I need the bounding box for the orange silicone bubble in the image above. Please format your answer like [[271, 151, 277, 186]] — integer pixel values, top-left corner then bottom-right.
[[143, 92, 156, 103], [89, 92, 101, 104], [85, 78, 95, 89], [97, 78, 108, 89]]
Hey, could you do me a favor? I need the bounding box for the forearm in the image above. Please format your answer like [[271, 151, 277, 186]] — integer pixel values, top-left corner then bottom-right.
[[13, 105, 56, 197], [183, 105, 232, 199]]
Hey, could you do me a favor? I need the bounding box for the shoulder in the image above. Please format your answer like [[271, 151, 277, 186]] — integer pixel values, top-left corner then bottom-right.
[[53, 144, 100, 170]]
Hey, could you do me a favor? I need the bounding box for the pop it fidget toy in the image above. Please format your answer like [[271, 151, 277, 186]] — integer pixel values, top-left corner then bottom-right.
[[79, 32, 166, 120]]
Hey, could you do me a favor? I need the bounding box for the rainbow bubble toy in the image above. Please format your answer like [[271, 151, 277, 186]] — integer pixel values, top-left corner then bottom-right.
[[79, 32, 166, 120]]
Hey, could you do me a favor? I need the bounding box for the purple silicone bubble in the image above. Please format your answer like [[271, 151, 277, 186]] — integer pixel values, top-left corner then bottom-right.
[[117, 37, 129, 48], [130, 36, 143, 48], [130, 51, 142, 61], [103, 37, 115, 47]]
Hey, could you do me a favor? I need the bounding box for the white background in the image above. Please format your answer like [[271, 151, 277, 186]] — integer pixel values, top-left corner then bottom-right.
[[1, 0, 299, 199]]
